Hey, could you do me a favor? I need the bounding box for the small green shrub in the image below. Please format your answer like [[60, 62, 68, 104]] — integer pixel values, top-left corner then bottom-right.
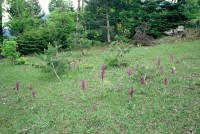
[[195, 78, 200, 86], [1, 39, 20, 65], [105, 55, 128, 68], [15, 57, 27, 65], [105, 56, 119, 67], [86, 30, 102, 41], [32, 63, 42, 68], [92, 40, 103, 46], [114, 35, 131, 43], [106, 37, 131, 68]]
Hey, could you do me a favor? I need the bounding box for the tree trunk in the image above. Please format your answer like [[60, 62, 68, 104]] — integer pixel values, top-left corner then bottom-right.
[[0, 0, 3, 39], [81, 0, 86, 32], [76, 0, 81, 34], [106, 0, 111, 43], [82, 0, 84, 13]]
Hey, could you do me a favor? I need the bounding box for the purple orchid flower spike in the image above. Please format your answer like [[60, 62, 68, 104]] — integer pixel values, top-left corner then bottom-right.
[[141, 77, 145, 85], [130, 87, 134, 98], [81, 80, 86, 90], [32, 90, 36, 97], [127, 69, 132, 77], [164, 77, 168, 86], [16, 82, 19, 91]]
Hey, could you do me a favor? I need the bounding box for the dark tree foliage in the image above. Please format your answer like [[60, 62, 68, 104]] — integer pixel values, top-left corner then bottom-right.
[[6, 0, 44, 35], [16, 27, 50, 54], [4, 0, 199, 55], [49, 0, 73, 12], [13, 0, 76, 55], [85, 0, 199, 39]]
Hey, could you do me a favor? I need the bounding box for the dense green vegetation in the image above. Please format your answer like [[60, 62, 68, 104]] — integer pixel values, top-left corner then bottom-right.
[[0, 40, 200, 133], [1, 0, 200, 54]]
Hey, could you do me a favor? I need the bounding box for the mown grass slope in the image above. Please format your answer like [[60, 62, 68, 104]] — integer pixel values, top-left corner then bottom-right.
[[0, 40, 200, 133]]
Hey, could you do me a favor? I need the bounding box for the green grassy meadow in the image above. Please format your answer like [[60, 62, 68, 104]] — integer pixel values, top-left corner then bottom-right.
[[0, 40, 200, 133]]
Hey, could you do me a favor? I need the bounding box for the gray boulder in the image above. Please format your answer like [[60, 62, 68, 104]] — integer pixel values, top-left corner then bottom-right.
[[164, 26, 185, 36], [177, 26, 185, 33]]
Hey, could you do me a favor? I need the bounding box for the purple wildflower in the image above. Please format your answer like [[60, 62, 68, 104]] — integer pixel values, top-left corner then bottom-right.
[[32, 90, 36, 97], [120, 84, 124, 91], [101, 64, 105, 82], [157, 58, 160, 67], [141, 77, 145, 85], [127, 69, 132, 77], [164, 77, 168, 86], [170, 54, 174, 61], [16, 82, 19, 91], [130, 87, 134, 98], [81, 80, 85, 90], [29, 84, 32, 90]]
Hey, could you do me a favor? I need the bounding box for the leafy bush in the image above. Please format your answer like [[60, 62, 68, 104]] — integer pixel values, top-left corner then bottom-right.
[[15, 57, 27, 65], [32, 63, 43, 68], [1, 39, 20, 65], [106, 37, 131, 68], [16, 27, 50, 55], [91, 40, 103, 46], [105, 55, 128, 68], [87, 30, 102, 41], [114, 35, 131, 43], [105, 55, 119, 67]]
